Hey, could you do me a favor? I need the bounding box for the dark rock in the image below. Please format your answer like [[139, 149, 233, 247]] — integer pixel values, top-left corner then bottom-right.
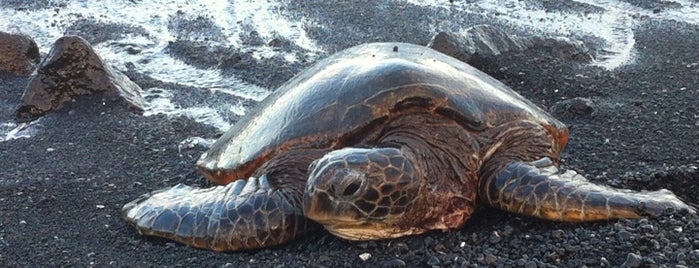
[[427, 24, 593, 66], [549, 97, 595, 119], [617, 230, 633, 241], [501, 225, 515, 236], [624, 0, 682, 12], [489, 231, 502, 243], [241, 31, 265, 46], [622, 253, 643, 268], [381, 258, 406, 267], [551, 229, 565, 239], [433, 243, 446, 252], [167, 11, 224, 42], [425, 255, 440, 266], [0, 31, 40, 76], [267, 37, 290, 48], [427, 25, 530, 63], [426, 31, 470, 62], [316, 254, 331, 263], [423, 236, 436, 246], [166, 40, 239, 69], [452, 256, 467, 266], [64, 18, 149, 45], [525, 260, 538, 268], [15, 36, 144, 122], [485, 253, 498, 264], [391, 241, 410, 255], [517, 258, 527, 266], [541, 37, 595, 63], [540, 1, 606, 13]]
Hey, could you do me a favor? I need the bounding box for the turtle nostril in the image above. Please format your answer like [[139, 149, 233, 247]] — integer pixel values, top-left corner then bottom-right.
[[342, 181, 362, 197]]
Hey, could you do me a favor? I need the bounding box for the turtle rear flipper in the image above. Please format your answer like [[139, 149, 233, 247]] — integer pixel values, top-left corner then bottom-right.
[[122, 176, 316, 251], [480, 158, 696, 221]]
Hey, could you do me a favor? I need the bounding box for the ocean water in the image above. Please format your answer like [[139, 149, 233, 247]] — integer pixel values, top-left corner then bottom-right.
[[1, 0, 317, 141], [1, 0, 697, 142]]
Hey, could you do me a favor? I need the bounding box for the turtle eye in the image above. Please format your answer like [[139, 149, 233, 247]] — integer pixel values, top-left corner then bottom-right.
[[332, 169, 365, 198], [342, 180, 362, 196]]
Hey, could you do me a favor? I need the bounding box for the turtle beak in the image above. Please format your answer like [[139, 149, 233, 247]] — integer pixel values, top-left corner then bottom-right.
[[303, 186, 335, 223]]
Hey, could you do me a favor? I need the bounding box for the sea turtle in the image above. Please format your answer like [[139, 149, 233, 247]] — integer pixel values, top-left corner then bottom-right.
[[122, 42, 695, 251]]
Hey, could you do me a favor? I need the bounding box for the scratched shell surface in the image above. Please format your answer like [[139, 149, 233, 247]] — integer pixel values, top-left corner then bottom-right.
[[197, 42, 565, 178]]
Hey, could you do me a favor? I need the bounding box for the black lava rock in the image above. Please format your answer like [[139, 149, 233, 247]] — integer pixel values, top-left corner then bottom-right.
[[0, 31, 40, 76], [15, 36, 144, 122], [549, 97, 595, 119]]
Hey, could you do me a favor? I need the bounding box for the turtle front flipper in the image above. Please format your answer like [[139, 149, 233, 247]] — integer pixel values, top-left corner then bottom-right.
[[480, 158, 696, 221], [122, 176, 316, 251]]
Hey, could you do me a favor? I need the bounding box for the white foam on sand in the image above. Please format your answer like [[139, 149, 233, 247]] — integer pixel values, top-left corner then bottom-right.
[[1, 0, 697, 141], [0, 121, 41, 142], [0, 0, 321, 142], [405, 0, 699, 70]]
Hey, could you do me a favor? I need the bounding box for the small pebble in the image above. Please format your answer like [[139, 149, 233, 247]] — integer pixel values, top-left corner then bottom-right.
[[317, 255, 331, 263], [453, 256, 467, 266], [502, 225, 514, 236], [359, 252, 371, 261], [426, 255, 440, 266], [675, 252, 686, 262], [381, 258, 406, 267], [489, 231, 502, 243], [622, 253, 642, 268], [516, 258, 527, 266], [424, 236, 435, 246], [392, 242, 409, 254], [551, 229, 565, 239], [617, 230, 632, 241], [549, 97, 594, 118], [485, 253, 498, 264], [525, 260, 538, 268], [433, 243, 446, 252]]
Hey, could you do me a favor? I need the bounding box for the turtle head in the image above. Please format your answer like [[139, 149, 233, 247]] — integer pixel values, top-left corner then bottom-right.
[[303, 147, 426, 240]]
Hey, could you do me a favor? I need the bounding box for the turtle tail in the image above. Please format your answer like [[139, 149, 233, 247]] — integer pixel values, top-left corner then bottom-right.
[[480, 158, 696, 221], [122, 176, 317, 251]]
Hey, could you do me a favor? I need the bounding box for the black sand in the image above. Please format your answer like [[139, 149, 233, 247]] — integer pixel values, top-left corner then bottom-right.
[[1, 1, 697, 267]]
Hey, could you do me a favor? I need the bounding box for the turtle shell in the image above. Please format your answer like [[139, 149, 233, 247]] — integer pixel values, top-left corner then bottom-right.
[[197, 42, 566, 184]]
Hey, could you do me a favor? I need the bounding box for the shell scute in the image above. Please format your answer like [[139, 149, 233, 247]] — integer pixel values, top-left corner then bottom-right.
[[197, 43, 565, 183]]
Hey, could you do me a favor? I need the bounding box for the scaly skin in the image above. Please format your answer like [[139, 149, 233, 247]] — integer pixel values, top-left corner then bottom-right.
[[303, 147, 425, 240], [122, 176, 316, 251], [481, 158, 696, 221]]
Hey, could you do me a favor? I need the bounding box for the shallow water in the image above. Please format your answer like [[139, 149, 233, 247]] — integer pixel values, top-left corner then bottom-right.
[[1, 0, 697, 142], [1, 0, 317, 140]]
